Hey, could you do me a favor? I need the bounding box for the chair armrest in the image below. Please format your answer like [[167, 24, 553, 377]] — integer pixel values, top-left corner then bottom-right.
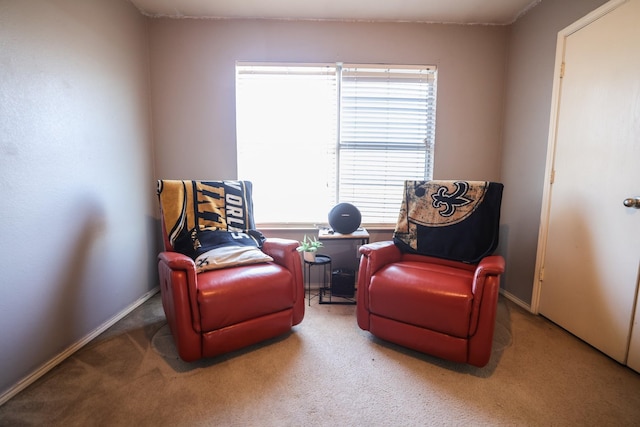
[[157, 251, 201, 334], [158, 251, 197, 270], [261, 238, 299, 266], [467, 255, 505, 341], [472, 255, 505, 295], [357, 241, 403, 329], [261, 238, 305, 324], [358, 241, 403, 273]]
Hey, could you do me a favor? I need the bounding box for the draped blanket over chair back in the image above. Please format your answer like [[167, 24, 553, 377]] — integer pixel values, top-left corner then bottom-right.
[[157, 180, 272, 272], [158, 180, 255, 246], [393, 180, 503, 263]]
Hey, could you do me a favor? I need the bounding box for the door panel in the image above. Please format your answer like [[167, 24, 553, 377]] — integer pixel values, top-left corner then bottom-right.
[[629, 283, 640, 372], [538, 0, 640, 366]]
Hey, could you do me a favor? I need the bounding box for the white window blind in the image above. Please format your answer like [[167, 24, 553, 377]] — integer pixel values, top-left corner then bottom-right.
[[235, 62, 437, 225], [339, 65, 437, 223]]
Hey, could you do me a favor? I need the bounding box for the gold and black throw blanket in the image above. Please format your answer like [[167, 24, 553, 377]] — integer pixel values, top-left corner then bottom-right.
[[393, 180, 503, 263], [157, 180, 272, 272]]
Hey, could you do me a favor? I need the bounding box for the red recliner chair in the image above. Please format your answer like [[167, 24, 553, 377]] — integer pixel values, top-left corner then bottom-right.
[[157, 180, 304, 362], [357, 180, 504, 367]]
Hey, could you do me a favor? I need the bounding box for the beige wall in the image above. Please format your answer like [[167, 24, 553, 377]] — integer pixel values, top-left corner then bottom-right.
[[499, 0, 608, 306], [0, 0, 155, 400], [148, 18, 511, 278], [149, 19, 509, 183], [150, 3, 608, 306]]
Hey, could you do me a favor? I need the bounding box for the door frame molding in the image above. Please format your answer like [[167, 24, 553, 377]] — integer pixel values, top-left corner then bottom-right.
[[530, 0, 629, 314]]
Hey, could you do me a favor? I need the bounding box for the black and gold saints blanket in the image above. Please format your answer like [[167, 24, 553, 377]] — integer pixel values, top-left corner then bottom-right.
[[393, 180, 503, 263], [157, 180, 272, 272]]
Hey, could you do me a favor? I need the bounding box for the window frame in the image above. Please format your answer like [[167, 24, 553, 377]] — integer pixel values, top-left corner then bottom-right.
[[235, 61, 437, 228]]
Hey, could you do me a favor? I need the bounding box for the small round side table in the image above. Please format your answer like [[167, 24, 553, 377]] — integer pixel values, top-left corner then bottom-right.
[[303, 254, 331, 306]]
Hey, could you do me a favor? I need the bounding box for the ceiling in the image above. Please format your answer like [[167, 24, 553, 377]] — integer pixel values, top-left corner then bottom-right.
[[129, 0, 542, 25]]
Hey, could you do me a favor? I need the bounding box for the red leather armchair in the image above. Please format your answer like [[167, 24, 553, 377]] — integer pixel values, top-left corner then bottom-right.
[[356, 241, 504, 367], [156, 180, 304, 362], [158, 238, 304, 362], [356, 180, 505, 367]]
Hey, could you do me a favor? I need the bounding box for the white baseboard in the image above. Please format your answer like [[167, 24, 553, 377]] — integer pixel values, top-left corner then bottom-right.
[[0, 287, 160, 407], [500, 289, 532, 313]]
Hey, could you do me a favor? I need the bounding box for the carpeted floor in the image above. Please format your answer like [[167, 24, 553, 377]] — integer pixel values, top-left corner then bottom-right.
[[1, 293, 639, 426]]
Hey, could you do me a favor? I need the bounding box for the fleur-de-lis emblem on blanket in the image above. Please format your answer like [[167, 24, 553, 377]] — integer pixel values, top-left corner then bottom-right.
[[431, 181, 472, 217], [398, 180, 488, 228]]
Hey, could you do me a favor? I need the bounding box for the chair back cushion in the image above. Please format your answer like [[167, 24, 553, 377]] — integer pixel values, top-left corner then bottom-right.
[[393, 180, 503, 263]]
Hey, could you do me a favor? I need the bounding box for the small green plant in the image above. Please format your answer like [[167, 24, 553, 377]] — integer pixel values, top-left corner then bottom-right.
[[296, 235, 324, 253]]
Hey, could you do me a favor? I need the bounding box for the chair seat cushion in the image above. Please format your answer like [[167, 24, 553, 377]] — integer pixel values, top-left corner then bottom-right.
[[197, 262, 295, 331], [368, 261, 473, 338]]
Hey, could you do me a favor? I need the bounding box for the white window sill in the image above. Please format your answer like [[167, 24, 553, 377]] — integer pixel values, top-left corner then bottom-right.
[[256, 223, 395, 232]]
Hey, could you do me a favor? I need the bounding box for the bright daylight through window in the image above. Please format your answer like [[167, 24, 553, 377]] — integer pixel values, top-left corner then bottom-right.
[[235, 62, 437, 226]]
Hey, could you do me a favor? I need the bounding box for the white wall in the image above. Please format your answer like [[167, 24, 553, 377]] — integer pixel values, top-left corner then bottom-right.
[[499, 0, 608, 306], [0, 0, 156, 400], [149, 19, 509, 183]]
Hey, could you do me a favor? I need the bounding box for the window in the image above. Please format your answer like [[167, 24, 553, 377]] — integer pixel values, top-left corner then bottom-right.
[[236, 62, 437, 226]]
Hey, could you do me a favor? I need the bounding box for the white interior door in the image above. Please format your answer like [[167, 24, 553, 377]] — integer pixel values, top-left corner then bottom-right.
[[537, 0, 640, 369]]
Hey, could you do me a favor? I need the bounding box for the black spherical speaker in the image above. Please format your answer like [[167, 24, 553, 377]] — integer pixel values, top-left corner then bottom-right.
[[328, 203, 361, 234]]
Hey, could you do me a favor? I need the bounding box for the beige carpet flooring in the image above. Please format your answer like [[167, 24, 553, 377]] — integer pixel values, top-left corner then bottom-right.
[[1, 292, 639, 426]]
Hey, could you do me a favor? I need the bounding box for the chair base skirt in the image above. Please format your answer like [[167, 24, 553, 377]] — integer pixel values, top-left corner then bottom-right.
[[368, 314, 471, 365], [201, 309, 294, 359]]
